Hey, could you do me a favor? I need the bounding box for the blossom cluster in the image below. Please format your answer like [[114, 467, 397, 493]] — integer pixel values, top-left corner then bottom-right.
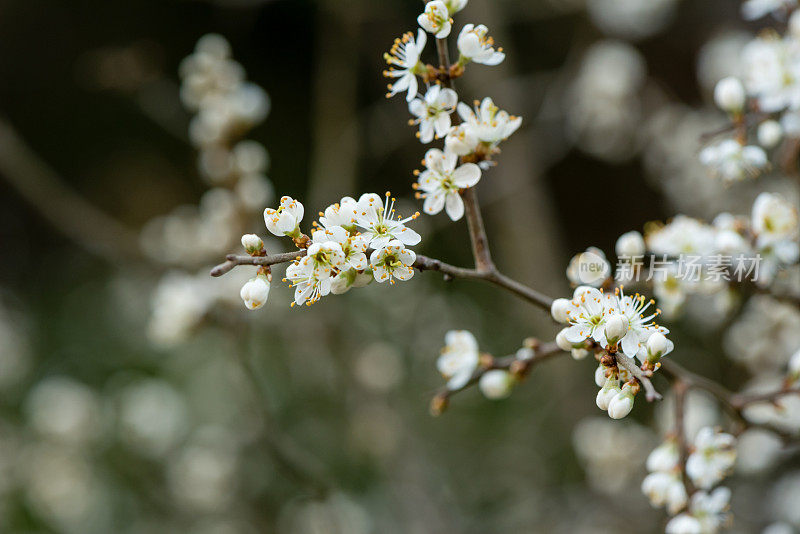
[[643, 428, 737, 533], [610, 192, 799, 318], [234, 0, 525, 310], [145, 35, 275, 346], [552, 284, 673, 419], [698, 8, 800, 183], [383, 3, 521, 221], [141, 34, 273, 267], [239, 192, 422, 309]]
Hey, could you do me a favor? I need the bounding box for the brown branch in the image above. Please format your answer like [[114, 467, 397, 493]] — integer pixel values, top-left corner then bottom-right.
[[672, 379, 696, 498], [210, 250, 306, 277], [434, 35, 496, 273], [661, 360, 800, 441], [431, 340, 564, 414], [212, 250, 554, 311], [615, 351, 662, 401], [730, 387, 800, 410]]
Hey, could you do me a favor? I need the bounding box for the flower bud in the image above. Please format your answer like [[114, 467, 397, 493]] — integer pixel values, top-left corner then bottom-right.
[[556, 328, 574, 351], [515, 347, 534, 361], [758, 120, 783, 149], [607, 386, 635, 419], [615, 230, 645, 258], [713, 77, 745, 113], [479, 370, 514, 400], [595, 364, 607, 387], [550, 298, 571, 323], [789, 349, 800, 383], [604, 314, 628, 345], [646, 332, 672, 362], [596, 378, 621, 410], [241, 233, 263, 254], [571, 348, 590, 360], [240, 275, 270, 310]]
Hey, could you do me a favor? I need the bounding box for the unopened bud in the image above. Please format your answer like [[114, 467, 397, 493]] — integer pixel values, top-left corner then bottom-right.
[[789, 349, 800, 383], [595, 364, 607, 387], [646, 332, 672, 362], [556, 328, 574, 352], [758, 119, 782, 149], [241, 233, 263, 254], [607, 386, 635, 419], [615, 231, 645, 258], [479, 370, 514, 400], [714, 76, 745, 113], [240, 274, 270, 310], [604, 314, 628, 345], [596, 378, 621, 410], [550, 298, 571, 324]]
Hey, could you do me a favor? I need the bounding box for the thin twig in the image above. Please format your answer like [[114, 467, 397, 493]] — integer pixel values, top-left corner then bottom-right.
[[672, 379, 695, 498], [434, 36, 496, 273], [431, 341, 564, 413], [661, 359, 799, 441], [212, 251, 554, 311], [615, 351, 662, 401]]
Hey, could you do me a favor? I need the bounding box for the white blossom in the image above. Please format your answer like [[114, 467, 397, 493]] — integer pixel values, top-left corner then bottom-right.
[[646, 439, 680, 472], [437, 330, 479, 390], [311, 225, 369, 272], [408, 85, 458, 143], [742, 0, 798, 21], [642, 470, 688, 514], [563, 286, 614, 345], [699, 139, 769, 183], [369, 240, 416, 283], [285, 256, 331, 306], [356, 193, 421, 250], [417, 1, 452, 38], [752, 192, 799, 247], [319, 196, 359, 232], [415, 148, 481, 220], [383, 30, 427, 101], [742, 35, 800, 112], [456, 97, 522, 147], [239, 274, 270, 310], [566, 247, 611, 287], [264, 196, 304, 238], [665, 514, 703, 534], [442, 0, 468, 14], [444, 123, 479, 155], [686, 427, 737, 489], [457, 24, 505, 66]]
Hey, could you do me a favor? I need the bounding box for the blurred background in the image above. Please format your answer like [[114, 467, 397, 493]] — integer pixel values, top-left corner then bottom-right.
[[0, 0, 798, 532]]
